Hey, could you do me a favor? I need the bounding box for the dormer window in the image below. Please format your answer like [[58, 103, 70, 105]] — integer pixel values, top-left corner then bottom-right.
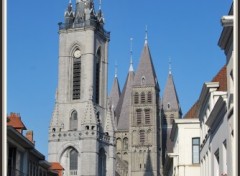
[[167, 103, 171, 109], [141, 76, 145, 85]]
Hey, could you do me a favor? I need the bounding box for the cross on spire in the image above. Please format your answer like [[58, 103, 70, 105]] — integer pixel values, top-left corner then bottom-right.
[[169, 57, 172, 74], [129, 37, 134, 72], [145, 25, 148, 44]]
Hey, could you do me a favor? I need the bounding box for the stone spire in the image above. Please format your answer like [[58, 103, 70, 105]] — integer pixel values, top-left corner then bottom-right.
[[115, 67, 134, 130], [162, 70, 181, 114], [109, 65, 121, 111], [133, 34, 159, 88]]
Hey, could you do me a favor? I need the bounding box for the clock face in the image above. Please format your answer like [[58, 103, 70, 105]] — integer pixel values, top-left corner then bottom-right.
[[74, 50, 81, 58]]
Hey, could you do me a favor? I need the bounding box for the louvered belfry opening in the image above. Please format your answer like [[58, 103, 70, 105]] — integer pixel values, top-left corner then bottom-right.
[[72, 57, 81, 100]]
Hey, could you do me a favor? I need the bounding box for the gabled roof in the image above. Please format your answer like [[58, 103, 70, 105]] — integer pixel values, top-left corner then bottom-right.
[[133, 43, 158, 88], [109, 77, 121, 110], [115, 71, 134, 130], [211, 65, 227, 91], [183, 101, 200, 119], [162, 73, 181, 112], [7, 113, 26, 131]]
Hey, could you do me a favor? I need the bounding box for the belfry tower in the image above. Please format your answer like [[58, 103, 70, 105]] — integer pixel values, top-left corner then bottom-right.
[[48, 0, 115, 175]]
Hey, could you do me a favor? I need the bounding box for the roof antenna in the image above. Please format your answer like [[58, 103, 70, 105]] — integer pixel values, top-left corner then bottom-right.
[[145, 25, 148, 44], [129, 37, 134, 72], [169, 57, 172, 74], [115, 61, 118, 78]]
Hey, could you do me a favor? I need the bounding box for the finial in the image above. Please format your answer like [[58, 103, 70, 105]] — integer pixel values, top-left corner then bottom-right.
[[99, 0, 102, 10], [114, 61, 118, 78], [169, 57, 172, 74], [129, 37, 134, 72], [145, 25, 148, 44]]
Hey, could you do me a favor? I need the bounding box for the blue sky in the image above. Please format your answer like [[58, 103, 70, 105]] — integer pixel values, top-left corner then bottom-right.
[[7, 0, 232, 158]]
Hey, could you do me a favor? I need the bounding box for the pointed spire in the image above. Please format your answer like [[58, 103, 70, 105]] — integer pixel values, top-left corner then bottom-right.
[[133, 37, 158, 88], [145, 25, 148, 44], [169, 57, 172, 74], [162, 72, 181, 113], [115, 71, 134, 130], [129, 37, 134, 72]]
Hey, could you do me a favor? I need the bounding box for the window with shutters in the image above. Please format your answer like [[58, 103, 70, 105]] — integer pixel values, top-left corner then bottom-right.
[[72, 57, 81, 100], [134, 92, 139, 104], [145, 109, 151, 125], [139, 130, 145, 143], [141, 92, 145, 104], [136, 109, 142, 125], [147, 91, 152, 103]]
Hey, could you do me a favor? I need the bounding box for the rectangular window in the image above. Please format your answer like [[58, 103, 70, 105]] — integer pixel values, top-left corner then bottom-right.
[[192, 137, 200, 164], [223, 140, 227, 174]]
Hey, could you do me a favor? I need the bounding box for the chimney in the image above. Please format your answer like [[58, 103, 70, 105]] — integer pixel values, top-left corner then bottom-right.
[[26, 130, 35, 145]]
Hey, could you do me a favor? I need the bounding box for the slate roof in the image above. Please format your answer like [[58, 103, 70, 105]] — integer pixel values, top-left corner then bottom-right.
[[115, 71, 134, 130], [133, 42, 159, 88], [162, 72, 181, 112], [211, 65, 227, 91], [109, 77, 121, 110]]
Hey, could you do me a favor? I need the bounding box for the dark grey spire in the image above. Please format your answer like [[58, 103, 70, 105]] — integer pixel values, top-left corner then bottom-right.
[[109, 75, 121, 111], [115, 70, 134, 130], [133, 41, 159, 89], [162, 72, 181, 113]]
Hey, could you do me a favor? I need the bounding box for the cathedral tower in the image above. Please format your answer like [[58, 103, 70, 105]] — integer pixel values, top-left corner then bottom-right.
[[129, 37, 160, 176], [161, 64, 182, 168], [48, 1, 114, 175]]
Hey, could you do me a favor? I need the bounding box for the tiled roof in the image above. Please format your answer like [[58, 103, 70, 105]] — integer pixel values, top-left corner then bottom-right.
[[183, 101, 200, 119], [211, 65, 227, 91], [162, 73, 181, 112], [115, 71, 134, 130], [7, 113, 26, 130], [109, 77, 121, 110], [50, 162, 64, 170], [133, 43, 158, 88]]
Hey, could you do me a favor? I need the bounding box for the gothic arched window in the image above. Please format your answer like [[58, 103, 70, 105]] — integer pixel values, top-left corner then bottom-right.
[[98, 148, 106, 176], [123, 138, 128, 150], [95, 48, 101, 104], [72, 49, 81, 100], [70, 148, 78, 175], [70, 110, 78, 131], [141, 92, 145, 104], [134, 92, 139, 104], [147, 91, 152, 103]]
